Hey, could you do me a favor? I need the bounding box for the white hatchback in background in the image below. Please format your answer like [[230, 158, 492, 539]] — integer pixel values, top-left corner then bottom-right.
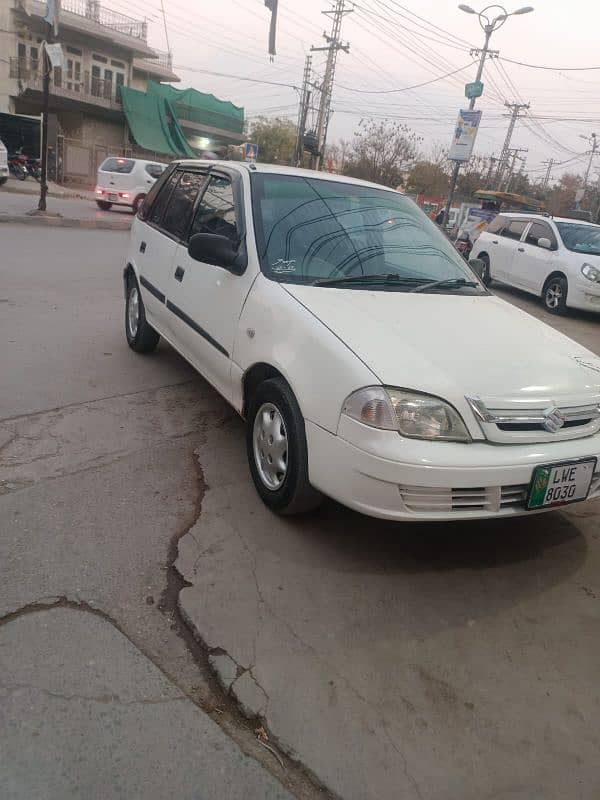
[[95, 157, 166, 213], [474, 212, 600, 314], [0, 138, 8, 185], [120, 162, 600, 522]]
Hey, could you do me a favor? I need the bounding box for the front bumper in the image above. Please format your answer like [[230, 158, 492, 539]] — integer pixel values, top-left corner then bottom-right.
[[306, 417, 600, 521], [568, 280, 600, 312]]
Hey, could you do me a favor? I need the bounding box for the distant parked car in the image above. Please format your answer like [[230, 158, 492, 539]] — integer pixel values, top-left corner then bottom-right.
[[0, 139, 8, 185], [474, 212, 600, 314], [95, 157, 166, 213]]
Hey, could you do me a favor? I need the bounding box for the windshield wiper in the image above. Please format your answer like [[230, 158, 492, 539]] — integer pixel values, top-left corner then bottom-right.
[[409, 277, 479, 293], [313, 274, 424, 287]]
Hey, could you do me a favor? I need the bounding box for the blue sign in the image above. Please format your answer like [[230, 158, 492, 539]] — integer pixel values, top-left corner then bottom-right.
[[244, 143, 258, 163]]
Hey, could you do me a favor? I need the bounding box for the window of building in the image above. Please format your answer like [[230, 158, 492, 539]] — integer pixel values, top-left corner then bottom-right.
[[67, 58, 81, 92], [161, 172, 207, 240], [92, 53, 108, 63], [53, 66, 62, 88], [111, 59, 125, 68], [66, 46, 82, 56], [91, 64, 101, 96], [30, 46, 38, 73]]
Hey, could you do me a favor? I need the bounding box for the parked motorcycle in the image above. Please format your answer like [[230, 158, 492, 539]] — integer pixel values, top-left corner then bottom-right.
[[8, 152, 28, 180], [26, 156, 41, 181]]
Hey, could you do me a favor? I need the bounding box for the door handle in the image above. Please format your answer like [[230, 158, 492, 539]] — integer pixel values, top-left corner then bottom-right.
[[518, 247, 525, 252], [139, 241, 146, 253], [174, 266, 185, 282], [492, 240, 498, 244]]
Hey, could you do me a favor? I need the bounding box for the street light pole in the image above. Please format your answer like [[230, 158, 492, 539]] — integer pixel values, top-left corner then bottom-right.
[[443, 4, 534, 228]]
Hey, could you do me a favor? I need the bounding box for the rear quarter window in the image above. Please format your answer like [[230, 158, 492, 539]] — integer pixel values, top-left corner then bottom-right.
[[137, 164, 176, 221], [100, 157, 134, 174], [145, 163, 164, 179]]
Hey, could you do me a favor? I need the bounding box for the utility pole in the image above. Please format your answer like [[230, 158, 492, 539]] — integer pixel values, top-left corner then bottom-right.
[[500, 147, 527, 191], [38, 21, 53, 211], [578, 132, 598, 207], [294, 55, 312, 167], [443, 32, 497, 224], [485, 154, 497, 187], [541, 157, 557, 191], [310, 0, 352, 170], [495, 101, 530, 188]]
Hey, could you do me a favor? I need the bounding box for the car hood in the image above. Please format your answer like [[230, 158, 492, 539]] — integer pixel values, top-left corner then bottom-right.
[[283, 285, 600, 405]]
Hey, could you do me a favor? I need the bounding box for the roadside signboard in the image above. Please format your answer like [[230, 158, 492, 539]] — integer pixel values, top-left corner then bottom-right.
[[465, 81, 484, 99], [448, 109, 482, 162], [244, 142, 258, 163]]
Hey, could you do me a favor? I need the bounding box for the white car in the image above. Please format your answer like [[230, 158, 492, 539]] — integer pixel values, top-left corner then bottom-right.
[[474, 212, 600, 314], [0, 138, 8, 185], [95, 157, 166, 213], [122, 162, 600, 521]]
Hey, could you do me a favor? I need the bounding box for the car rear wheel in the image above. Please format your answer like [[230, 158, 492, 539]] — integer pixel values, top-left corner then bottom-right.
[[96, 200, 112, 210], [246, 378, 322, 515], [125, 275, 160, 353], [543, 276, 568, 314]]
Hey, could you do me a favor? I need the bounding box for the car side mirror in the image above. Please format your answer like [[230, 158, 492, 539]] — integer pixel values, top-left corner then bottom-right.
[[468, 258, 486, 280], [188, 233, 244, 274], [538, 237, 552, 250]]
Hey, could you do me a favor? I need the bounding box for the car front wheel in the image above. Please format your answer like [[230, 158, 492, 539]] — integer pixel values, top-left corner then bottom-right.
[[246, 378, 322, 515], [543, 276, 568, 314], [125, 276, 160, 353]]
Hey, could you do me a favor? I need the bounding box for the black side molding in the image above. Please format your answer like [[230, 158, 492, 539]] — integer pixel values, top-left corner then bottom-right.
[[139, 275, 165, 304], [166, 300, 229, 358]]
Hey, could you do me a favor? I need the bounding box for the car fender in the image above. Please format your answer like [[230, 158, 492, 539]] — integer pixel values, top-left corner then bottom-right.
[[232, 274, 378, 433]]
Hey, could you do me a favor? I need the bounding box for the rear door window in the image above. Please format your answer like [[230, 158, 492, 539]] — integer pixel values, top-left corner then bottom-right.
[[100, 157, 134, 173], [147, 171, 179, 227], [504, 220, 528, 241], [161, 172, 207, 240], [137, 164, 175, 221], [486, 215, 507, 235]]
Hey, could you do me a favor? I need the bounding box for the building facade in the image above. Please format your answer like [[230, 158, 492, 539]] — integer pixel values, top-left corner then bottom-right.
[[0, 0, 180, 183]]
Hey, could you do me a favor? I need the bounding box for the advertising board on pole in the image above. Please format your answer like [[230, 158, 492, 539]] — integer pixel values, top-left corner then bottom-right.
[[448, 109, 482, 163]]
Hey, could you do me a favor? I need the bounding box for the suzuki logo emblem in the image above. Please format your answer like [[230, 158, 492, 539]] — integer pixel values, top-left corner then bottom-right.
[[543, 406, 566, 433]]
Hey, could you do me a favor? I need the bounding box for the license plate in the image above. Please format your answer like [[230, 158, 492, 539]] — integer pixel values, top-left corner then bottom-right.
[[527, 458, 597, 509], [108, 193, 118, 202]]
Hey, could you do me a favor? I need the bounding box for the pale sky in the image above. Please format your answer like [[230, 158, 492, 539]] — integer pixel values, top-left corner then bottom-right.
[[107, 0, 600, 181]]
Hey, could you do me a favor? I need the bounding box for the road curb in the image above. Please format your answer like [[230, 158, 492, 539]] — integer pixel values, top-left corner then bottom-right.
[[2, 182, 92, 201], [0, 214, 131, 230]]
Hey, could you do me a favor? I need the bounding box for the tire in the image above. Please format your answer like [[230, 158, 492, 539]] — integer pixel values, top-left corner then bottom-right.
[[543, 275, 568, 315], [478, 253, 492, 287], [132, 194, 146, 214], [96, 200, 112, 210], [125, 274, 160, 353], [246, 378, 322, 515], [0, 177, 7, 186]]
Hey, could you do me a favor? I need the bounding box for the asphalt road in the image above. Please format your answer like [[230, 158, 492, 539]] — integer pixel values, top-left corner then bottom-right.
[[1, 225, 599, 800]]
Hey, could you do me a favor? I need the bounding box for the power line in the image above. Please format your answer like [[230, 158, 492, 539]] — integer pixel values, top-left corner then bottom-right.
[[335, 62, 476, 93], [499, 56, 600, 71]]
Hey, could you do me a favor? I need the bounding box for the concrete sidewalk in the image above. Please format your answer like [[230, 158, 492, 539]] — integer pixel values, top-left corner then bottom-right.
[[0, 605, 294, 800], [0, 189, 133, 229], [2, 175, 94, 200]]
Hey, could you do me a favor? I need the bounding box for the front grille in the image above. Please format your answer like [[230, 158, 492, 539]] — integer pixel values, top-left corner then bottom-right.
[[497, 419, 592, 432], [399, 484, 528, 514]]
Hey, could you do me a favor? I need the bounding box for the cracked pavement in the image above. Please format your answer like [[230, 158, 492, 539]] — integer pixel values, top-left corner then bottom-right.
[[2, 225, 600, 800]]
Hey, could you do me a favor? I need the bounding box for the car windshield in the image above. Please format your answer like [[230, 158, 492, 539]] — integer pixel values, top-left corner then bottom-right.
[[555, 221, 600, 256], [251, 173, 485, 293]]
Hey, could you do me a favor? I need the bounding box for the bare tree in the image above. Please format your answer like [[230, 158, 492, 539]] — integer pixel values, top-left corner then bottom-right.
[[343, 119, 421, 188]]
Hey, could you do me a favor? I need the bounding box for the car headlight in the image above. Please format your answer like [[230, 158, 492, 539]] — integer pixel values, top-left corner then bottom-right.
[[342, 387, 471, 442], [581, 263, 600, 283]]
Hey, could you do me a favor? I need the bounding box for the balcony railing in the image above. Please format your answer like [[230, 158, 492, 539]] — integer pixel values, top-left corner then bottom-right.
[[60, 0, 147, 40], [9, 57, 123, 110]]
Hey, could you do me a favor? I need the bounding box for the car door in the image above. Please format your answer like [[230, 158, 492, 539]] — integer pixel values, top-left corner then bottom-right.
[[510, 220, 557, 293], [133, 167, 183, 330], [493, 218, 528, 284], [166, 170, 257, 402]]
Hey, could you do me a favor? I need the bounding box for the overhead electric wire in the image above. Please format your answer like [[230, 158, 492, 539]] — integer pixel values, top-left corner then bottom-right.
[[499, 56, 600, 71]]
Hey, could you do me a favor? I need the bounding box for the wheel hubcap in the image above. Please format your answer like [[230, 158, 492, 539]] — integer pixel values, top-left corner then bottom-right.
[[546, 283, 562, 309], [253, 403, 288, 490], [128, 286, 140, 337]]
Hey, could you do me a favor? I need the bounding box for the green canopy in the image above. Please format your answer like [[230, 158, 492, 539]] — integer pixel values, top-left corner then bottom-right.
[[147, 82, 244, 137], [120, 85, 196, 158]]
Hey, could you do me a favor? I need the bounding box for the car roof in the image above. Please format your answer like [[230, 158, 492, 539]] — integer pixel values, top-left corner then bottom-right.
[[173, 159, 403, 194], [497, 211, 599, 227]]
